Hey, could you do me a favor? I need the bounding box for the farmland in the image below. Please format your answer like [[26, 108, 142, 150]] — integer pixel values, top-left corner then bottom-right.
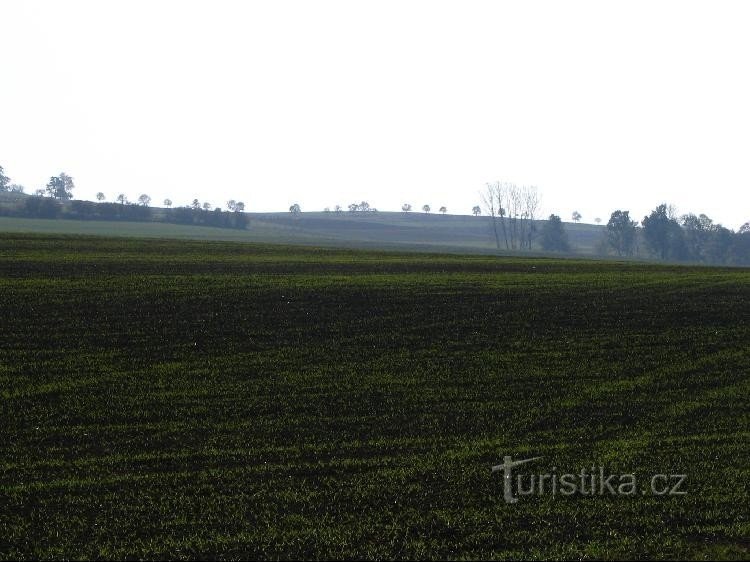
[[0, 210, 607, 255], [1, 233, 748, 559]]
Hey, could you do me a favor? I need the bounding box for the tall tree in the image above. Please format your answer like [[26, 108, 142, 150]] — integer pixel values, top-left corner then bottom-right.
[[606, 210, 637, 256], [45, 173, 74, 200], [0, 165, 10, 191], [642, 204, 685, 260], [540, 214, 570, 252], [116, 193, 127, 205]]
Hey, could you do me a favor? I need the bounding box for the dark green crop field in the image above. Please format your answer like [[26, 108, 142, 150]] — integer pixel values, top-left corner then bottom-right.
[[1, 234, 748, 560]]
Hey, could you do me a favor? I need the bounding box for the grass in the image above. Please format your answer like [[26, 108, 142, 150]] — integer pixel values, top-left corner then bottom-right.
[[0, 233, 748, 559]]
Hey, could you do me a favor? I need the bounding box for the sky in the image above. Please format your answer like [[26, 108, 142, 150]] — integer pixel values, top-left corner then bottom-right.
[[1, 0, 749, 228]]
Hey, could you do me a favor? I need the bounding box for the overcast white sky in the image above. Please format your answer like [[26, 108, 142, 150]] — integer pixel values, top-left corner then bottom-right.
[[1, 1, 748, 227]]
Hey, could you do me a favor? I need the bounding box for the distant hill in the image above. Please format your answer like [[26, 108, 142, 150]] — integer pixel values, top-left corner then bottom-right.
[[0, 209, 607, 256]]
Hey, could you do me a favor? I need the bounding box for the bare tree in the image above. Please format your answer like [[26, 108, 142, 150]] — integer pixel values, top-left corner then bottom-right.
[[116, 193, 127, 205], [481, 182, 503, 249], [422, 204, 431, 213], [96, 192, 106, 201], [439, 206, 447, 215], [520, 186, 540, 249], [402, 203, 412, 213], [572, 211, 582, 223], [164, 198, 172, 207], [482, 181, 540, 250], [226, 199, 237, 211], [138, 194, 151, 206]]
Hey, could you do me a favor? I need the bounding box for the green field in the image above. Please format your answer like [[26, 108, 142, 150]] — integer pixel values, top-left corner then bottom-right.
[[1, 233, 748, 559]]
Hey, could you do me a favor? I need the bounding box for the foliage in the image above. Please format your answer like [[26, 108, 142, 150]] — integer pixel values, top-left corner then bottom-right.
[[45, 173, 75, 200], [606, 210, 637, 256], [642, 204, 685, 260], [540, 214, 570, 252]]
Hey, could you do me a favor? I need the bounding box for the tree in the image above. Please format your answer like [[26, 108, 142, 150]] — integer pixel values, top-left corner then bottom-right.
[[439, 206, 447, 215], [45, 173, 74, 200], [422, 204, 431, 213], [729, 224, 750, 265], [642, 204, 685, 260], [703, 225, 733, 264], [481, 181, 539, 251], [164, 198, 172, 208], [572, 211, 582, 223], [0, 167, 26, 193], [472, 205, 481, 216], [348, 203, 358, 213], [334, 205, 342, 214], [481, 183, 503, 249], [117, 193, 127, 205], [402, 203, 412, 213], [202, 202, 212, 211], [138, 194, 152, 206], [323, 207, 330, 213], [594, 217, 601, 224], [191, 199, 201, 209], [540, 214, 570, 252], [226, 200, 237, 212], [34, 188, 46, 197], [0, 165, 9, 191], [680, 213, 711, 261], [96, 192, 106, 201], [289, 203, 301, 214], [234, 201, 245, 212], [606, 210, 637, 256]]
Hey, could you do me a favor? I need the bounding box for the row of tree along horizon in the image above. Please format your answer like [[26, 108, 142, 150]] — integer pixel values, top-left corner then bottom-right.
[[1, 168, 748, 265]]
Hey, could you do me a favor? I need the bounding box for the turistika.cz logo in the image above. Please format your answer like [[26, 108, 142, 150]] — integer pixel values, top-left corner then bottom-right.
[[492, 456, 687, 504]]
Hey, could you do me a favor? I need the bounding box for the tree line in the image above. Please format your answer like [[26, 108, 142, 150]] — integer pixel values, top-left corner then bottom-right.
[[475, 181, 748, 265], [0, 167, 249, 230]]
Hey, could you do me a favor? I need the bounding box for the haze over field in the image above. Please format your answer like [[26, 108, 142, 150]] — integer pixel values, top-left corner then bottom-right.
[[1, 0, 749, 228]]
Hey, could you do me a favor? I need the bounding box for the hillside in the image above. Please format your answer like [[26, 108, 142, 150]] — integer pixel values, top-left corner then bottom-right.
[[0, 210, 607, 256]]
